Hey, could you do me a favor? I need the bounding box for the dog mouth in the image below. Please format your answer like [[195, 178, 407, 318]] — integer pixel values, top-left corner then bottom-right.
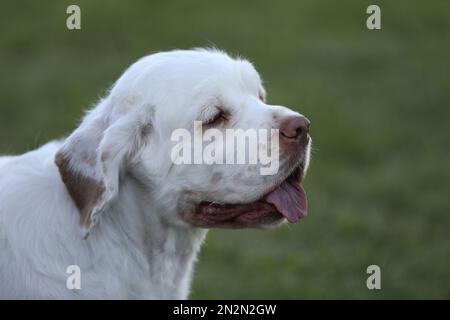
[[193, 166, 308, 228]]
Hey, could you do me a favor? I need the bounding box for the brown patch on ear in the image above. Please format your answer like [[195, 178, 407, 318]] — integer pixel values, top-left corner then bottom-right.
[[55, 152, 105, 229]]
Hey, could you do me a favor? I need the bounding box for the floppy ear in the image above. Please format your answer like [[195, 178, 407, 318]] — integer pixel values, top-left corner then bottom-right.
[[55, 101, 153, 238]]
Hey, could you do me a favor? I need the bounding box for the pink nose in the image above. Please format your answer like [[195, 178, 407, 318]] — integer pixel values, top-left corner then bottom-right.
[[279, 115, 310, 140]]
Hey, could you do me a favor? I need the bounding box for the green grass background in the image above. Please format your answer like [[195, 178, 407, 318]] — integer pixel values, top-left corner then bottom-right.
[[1, 0, 449, 298]]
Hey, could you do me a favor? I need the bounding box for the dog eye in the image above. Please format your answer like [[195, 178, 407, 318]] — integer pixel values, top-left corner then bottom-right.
[[203, 109, 228, 126]]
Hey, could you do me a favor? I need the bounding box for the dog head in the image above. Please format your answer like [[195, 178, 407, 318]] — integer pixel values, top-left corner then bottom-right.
[[55, 49, 311, 237]]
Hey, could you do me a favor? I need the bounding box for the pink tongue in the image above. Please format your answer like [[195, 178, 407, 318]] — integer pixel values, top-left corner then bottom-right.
[[265, 180, 308, 223]]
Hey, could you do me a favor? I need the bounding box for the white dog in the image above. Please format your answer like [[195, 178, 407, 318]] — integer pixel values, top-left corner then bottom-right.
[[0, 49, 311, 299]]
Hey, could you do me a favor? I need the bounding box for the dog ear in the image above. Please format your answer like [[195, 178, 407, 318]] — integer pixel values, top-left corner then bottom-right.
[[55, 100, 152, 238]]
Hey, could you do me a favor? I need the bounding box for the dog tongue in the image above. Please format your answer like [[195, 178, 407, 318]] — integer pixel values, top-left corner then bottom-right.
[[265, 179, 308, 223]]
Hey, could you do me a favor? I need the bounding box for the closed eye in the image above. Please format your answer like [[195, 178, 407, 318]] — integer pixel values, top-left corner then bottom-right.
[[203, 108, 229, 126]]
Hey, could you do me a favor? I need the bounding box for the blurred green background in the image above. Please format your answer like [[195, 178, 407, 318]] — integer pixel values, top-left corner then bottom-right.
[[1, 0, 449, 299]]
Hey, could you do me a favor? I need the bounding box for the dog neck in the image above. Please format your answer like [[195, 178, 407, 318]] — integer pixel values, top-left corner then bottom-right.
[[103, 174, 208, 299]]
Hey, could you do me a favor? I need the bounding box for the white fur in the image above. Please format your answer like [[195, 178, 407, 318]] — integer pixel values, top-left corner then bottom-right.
[[0, 49, 309, 299]]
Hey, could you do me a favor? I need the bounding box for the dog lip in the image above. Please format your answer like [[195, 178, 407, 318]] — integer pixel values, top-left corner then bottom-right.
[[193, 163, 307, 227]]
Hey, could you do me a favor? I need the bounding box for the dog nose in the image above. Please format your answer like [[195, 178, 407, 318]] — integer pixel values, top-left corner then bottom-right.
[[279, 115, 310, 140]]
